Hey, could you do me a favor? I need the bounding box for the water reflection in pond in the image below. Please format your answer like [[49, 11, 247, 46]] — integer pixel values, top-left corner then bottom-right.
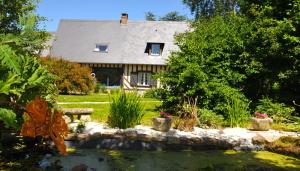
[[51, 149, 300, 171]]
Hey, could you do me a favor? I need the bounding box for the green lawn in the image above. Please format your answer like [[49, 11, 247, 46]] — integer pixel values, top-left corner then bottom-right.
[[58, 94, 161, 126], [58, 93, 110, 102], [58, 93, 158, 102]]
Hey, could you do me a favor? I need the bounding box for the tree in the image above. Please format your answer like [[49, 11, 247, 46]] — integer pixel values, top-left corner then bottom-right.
[[159, 11, 187, 21], [240, 0, 300, 105], [145, 11, 187, 21], [160, 0, 300, 116], [159, 16, 256, 116], [145, 12, 157, 21], [182, 0, 239, 19], [0, 0, 38, 34]]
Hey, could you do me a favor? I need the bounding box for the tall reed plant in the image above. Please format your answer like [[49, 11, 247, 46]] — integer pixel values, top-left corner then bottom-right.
[[226, 97, 250, 127], [108, 90, 144, 129], [174, 97, 199, 131]]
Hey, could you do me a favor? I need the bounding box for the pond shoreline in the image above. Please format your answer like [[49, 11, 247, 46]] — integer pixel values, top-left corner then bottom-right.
[[66, 122, 299, 151]]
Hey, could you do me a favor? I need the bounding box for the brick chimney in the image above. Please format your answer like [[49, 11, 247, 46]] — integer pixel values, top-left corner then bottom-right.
[[120, 13, 128, 24]]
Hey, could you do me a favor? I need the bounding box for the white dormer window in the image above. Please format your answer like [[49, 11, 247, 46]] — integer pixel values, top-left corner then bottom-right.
[[145, 43, 164, 56], [151, 44, 161, 56], [94, 44, 108, 53]]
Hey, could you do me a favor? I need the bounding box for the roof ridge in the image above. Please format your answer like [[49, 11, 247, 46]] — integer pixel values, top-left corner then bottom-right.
[[60, 19, 187, 24]]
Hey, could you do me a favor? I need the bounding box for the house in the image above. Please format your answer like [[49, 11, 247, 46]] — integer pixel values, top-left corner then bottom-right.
[[49, 13, 189, 91]]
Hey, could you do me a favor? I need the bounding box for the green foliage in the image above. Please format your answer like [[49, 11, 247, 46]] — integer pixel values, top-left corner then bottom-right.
[[0, 2, 57, 129], [0, 45, 57, 102], [241, 1, 300, 104], [160, 0, 300, 127], [0, 108, 17, 129], [94, 83, 108, 94], [109, 88, 120, 95], [41, 57, 94, 94], [182, 0, 238, 19], [255, 98, 295, 123], [182, 0, 300, 109], [0, 13, 50, 55], [143, 88, 164, 99], [198, 109, 224, 128], [0, 44, 57, 127], [226, 97, 250, 127], [159, 11, 187, 21], [0, 0, 37, 34], [145, 11, 187, 21], [272, 123, 300, 132], [145, 12, 156, 21], [108, 90, 144, 129], [159, 15, 256, 116]]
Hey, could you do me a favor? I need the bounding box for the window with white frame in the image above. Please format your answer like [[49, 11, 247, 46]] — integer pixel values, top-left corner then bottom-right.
[[151, 44, 161, 56], [94, 44, 108, 53], [138, 72, 151, 86]]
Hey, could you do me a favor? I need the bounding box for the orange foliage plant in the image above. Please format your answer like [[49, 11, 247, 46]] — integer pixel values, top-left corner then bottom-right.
[[20, 97, 68, 155]]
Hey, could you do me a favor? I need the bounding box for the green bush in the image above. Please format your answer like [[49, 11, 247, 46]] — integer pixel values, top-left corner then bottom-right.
[[108, 90, 144, 129], [0, 108, 17, 129], [198, 109, 224, 128], [109, 88, 120, 95], [226, 97, 250, 127], [143, 88, 164, 99], [0, 46, 57, 128], [95, 83, 107, 94], [158, 16, 257, 116], [255, 98, 295, 123]]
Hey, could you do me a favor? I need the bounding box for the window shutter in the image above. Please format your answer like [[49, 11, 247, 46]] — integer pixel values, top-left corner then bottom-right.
[[160, 44, 163, 55], [130, 72, 138, 86], [145, 43, 151, 55]]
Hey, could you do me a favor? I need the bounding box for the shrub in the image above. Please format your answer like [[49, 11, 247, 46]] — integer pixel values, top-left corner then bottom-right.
[[109, 88, 120, 95], [108, 90, 144, 129], [226, 97, 250, 127], [143, 88, 164, 99], [174, 97, 198, 131], [41, 57, 94, 94], [255, 98, 295, 123], [158, 16, 257, 117], [0, 46, 57, 129], [198, 109, 224, 128], [94, 83, 107, 94]]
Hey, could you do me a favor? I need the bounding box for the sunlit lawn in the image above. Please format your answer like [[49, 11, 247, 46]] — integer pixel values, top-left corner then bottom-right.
[[58, 93, 110, 102], [58, 94, 161, 126], [58, 93, 158, 102]]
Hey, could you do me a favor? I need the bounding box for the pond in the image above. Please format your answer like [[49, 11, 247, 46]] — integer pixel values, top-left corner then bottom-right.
[[51, 149, 300, 171]]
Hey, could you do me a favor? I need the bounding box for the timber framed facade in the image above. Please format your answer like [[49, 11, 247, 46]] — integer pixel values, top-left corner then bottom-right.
[[81, 63, 167, 90]]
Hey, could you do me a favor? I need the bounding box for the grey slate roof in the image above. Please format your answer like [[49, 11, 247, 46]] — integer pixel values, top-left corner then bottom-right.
[[50, 19, 189, 65]]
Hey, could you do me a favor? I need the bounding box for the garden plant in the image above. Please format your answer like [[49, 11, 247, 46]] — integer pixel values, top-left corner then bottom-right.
[[108, 90, 144, 129]]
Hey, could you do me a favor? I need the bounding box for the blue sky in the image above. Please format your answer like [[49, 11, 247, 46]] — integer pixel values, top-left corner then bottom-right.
[[36, 0, 192, 31]]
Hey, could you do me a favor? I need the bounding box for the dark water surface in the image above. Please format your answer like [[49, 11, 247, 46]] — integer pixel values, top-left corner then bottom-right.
[[51, 149, 300, 171]]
